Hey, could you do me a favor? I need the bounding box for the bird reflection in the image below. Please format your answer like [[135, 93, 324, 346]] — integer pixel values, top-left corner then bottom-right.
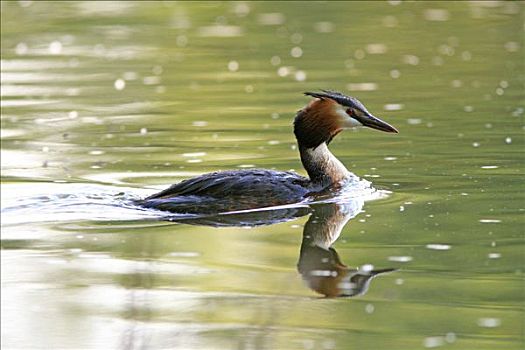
[[167, 199, 396, 298], [298, 203, 396, 297]]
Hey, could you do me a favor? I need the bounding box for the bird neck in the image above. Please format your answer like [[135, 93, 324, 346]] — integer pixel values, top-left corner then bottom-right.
[[299, 142, 351, 187]]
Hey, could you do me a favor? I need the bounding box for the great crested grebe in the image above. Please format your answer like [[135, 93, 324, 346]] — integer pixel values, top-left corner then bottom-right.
[[136, 90, 398, 214]]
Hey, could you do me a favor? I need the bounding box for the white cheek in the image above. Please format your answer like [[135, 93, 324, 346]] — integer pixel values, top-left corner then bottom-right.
[[342, 116, 362, 128], [334, 105, 362, 128]]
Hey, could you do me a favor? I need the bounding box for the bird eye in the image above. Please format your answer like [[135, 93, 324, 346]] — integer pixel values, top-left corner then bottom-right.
[[346, 108, 355, 117]]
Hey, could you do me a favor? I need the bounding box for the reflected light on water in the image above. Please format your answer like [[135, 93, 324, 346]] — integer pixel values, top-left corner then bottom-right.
[[257, 13, 286, 26], [346, 83, 378, 92], [425, 244, 451, 251], [477, 317, 501, 328], [388, 256, 413, 263], [197, 25, 243, 37]]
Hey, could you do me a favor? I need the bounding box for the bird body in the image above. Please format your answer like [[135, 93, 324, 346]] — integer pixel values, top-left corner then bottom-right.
[[136, 90, 398, 214], [139, 169, 311, 214]]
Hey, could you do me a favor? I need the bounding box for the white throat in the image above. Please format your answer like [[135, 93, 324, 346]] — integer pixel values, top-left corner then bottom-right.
[[302, 143, 351, 185]]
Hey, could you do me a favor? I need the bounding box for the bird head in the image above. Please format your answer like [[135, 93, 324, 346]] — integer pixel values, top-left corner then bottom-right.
[[294, 90, 398, 149]]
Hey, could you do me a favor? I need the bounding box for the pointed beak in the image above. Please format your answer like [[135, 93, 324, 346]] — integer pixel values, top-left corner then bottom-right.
[[358, 113, 398, 133], [371, 268, 398, 276]]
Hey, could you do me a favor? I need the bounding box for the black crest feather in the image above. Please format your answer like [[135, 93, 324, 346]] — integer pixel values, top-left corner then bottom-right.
[[304, 90, 369, 114]]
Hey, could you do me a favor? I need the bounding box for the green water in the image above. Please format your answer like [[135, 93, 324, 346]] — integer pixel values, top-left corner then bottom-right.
[[1, 1, 524, 349]]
